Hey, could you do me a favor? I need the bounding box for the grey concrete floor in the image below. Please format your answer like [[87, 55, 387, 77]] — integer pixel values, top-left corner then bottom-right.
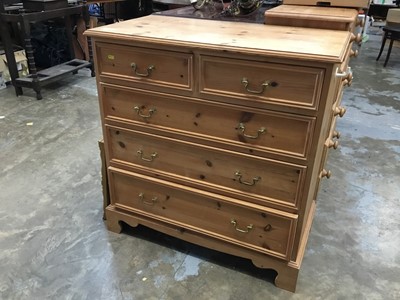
[[0, 27, 399, 299]]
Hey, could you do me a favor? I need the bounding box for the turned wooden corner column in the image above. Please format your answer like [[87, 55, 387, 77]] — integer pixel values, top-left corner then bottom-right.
[[0, 14, 23, 96], [19, 17, 42, 99]]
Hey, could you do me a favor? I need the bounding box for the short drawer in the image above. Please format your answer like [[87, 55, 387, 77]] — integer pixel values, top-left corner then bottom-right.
[[106, 125, 307, 210], [101, 84, 315, 160], [96, 43, 193, 93], [199, 56, 324, 112], [109, 167, 298, 261]]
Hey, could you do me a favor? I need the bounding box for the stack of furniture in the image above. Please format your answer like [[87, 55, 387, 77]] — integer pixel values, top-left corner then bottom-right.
[[0, 0, 93, 99], [87, 2, 363, 292]]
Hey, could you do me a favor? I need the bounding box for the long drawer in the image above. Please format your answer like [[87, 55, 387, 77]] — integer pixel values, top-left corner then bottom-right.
[[105, 125, 307, 210], [108, 167, 298, 261], [100, 84, 315, 160], [95, 43, 193, 93], [199, 55, 325, 112]]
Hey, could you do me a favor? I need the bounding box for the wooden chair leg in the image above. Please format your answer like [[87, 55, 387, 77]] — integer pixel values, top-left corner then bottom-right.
[[383, 38, 394, 67], [376, 32, 387, 61]]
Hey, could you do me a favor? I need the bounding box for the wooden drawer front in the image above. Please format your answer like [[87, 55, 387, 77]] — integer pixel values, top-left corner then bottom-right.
[[101, 84, 315, 160], [96, 43, 193, 92], [106, 125, 306, 209], [199, 56, 324, 111], [109, 167, 297, 260]]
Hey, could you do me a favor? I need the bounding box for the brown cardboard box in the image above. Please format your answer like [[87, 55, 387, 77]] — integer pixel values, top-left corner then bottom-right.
[[0, 50, 30, 82]]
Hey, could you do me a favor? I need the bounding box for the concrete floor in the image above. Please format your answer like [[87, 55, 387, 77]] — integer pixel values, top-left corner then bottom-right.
[[0, 27, 399, 299]]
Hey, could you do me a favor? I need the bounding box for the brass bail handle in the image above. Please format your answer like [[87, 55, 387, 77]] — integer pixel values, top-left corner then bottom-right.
[[138, 192, 158, 206], [137, 150, 158, 162], [131, 63, 155, 77], [241, 77, 270, 94], [234, 171, 261, 186], [238, 123, 266, 139], [133, 106, 157, 119], [231, 219, 254, 233]]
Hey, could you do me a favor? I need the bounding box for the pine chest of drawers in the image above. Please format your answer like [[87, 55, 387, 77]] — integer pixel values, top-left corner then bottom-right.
[[265, 5, 361, 31], [86, 15, 354, 292], [282, 0, 370, 8]]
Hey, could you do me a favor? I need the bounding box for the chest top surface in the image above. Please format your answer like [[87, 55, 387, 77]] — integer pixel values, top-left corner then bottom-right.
[[266, 5, 359, 21], [86, 15, 351, 63]]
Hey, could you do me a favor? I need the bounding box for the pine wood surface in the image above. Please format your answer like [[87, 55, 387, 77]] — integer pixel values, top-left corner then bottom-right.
[[88, 15, 355, 292], [265, 5, 359, 30], [266, 5, 359, 20], [108, 167, 298, 261], [85, 15, 351, 63], [100, 83, 315, 162], [105, 124, 306, 211]]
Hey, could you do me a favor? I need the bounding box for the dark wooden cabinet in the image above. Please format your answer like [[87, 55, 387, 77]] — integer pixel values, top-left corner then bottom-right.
[[0, 0, 94, 99]]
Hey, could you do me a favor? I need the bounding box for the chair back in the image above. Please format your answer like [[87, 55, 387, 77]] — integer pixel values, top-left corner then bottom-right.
[[387, 8, 400, 24]]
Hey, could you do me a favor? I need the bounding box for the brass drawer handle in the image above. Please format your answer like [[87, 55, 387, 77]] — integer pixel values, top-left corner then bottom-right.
[[336, 67, 353, 86], [334, 106, 346, 118], [326, 139, 339, 149], [238, 123, 266, 139], [320, 169, 332, 179], [130, 63, 155, 77], [335, 66, 352, 78], [350, 49, 359, 58], [241, 77, 270, 94], [332, 130, 341, 139], [231, 219, 253, 233], [137, 150, 158, 162], [133, 106, 157, 119], [234, 171, 261, 186], [350, 33, 363, 44], [139, 192, 157, 206]]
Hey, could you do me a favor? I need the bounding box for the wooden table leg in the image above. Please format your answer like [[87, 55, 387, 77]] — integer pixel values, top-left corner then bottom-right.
[[21, 19, 42, 100], [0, 19, 23, 96]]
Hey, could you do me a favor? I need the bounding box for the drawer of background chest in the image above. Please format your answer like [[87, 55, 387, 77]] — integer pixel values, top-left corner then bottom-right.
[[105, 125, 307, 211], [95, 43, 193, 93], [199, 56, 324, 112], [100, 84, 315, 160], [108, 167, 297, 261]]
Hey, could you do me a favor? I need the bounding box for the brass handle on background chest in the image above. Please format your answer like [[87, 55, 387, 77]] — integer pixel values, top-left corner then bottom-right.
[[320, 169, 332, 179], [238, 123, 266, 139], [326, 139, 339, 149], [350, 49, 359, 58], [234, 171, 261, 186], [351, 33, 363, 44], [130, 63, 155, 77], [133, 106, 156, 119], [137, 150, 158, 162], [138, 192, 157, 206], [241, 78, 270, 94], [336, 67, 353, 86], [231, 219, 254, 233], [334, 106, 347, 118], [332, 130, 341, 139]]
